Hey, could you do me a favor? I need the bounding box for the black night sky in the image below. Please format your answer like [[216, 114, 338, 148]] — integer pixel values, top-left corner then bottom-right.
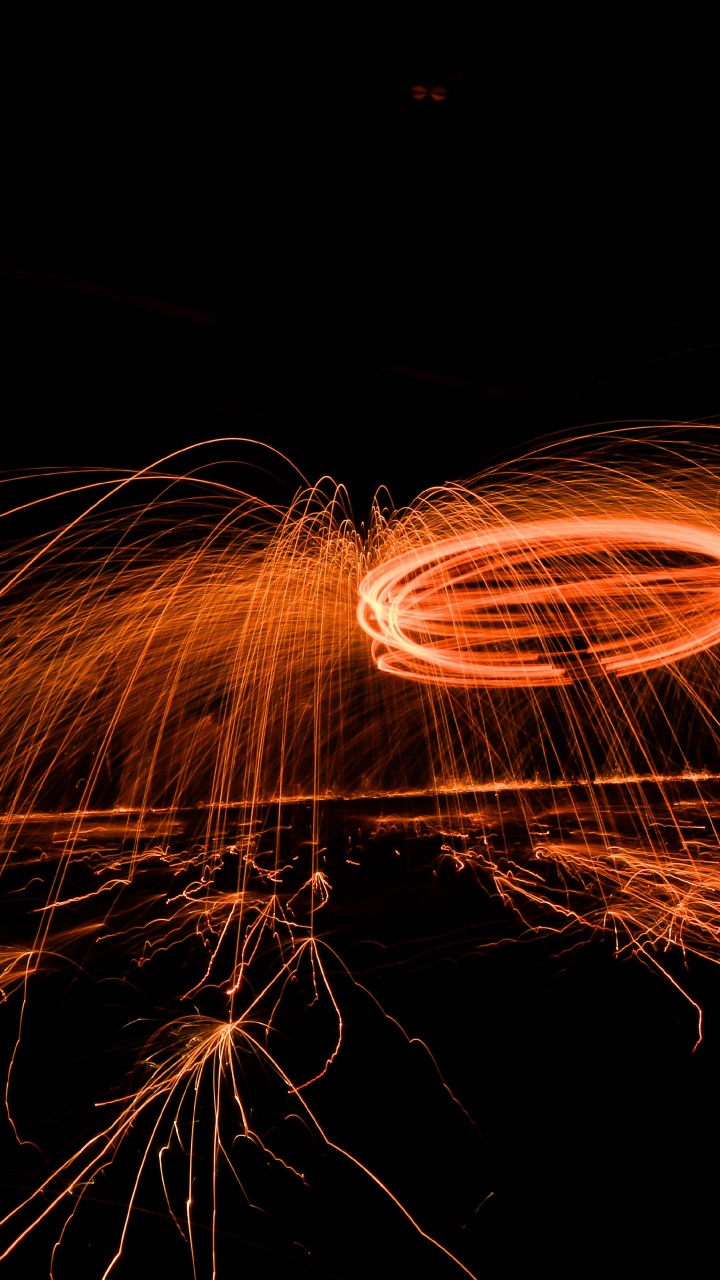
[[1, 48, 720, 1280]]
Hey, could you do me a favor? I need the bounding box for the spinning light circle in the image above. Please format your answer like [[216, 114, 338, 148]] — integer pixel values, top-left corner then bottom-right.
[[357, 516, 720, 687]]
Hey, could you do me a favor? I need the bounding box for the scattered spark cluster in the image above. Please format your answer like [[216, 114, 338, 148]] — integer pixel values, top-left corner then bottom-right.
[[2, 429, 720, 1275]]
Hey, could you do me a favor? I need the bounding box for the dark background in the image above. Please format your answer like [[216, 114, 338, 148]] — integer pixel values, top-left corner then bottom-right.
[[2, 51, 720, 1279], [3, 55, 719, 511]]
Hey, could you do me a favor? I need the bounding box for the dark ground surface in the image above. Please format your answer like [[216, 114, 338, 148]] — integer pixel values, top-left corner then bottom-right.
[[0, 787, 718, 1277]]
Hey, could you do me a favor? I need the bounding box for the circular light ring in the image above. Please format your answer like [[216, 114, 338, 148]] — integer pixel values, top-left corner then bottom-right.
[[357, 517, 720, 687]]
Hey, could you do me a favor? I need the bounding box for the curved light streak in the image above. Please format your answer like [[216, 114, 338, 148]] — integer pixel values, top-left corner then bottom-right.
[[357, 516, 720, 686]]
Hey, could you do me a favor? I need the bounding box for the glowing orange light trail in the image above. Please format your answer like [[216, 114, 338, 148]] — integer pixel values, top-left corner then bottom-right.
[[3, 430, 720, 1274], [358, 516, 720, 687]]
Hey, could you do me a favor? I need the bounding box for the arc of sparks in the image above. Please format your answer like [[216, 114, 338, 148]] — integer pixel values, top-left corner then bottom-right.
[[357, 515, 720, 687]]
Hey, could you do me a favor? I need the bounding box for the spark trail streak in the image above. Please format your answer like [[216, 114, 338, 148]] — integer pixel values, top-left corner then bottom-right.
[[2, 429, 720, 1275], [357, 516, 720, 685]]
